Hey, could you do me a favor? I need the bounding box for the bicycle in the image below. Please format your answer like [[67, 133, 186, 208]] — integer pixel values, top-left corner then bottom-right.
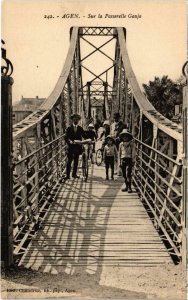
[[73, 139, 94, 182]]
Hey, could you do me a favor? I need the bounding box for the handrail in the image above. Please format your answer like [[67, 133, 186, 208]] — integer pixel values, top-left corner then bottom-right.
[[14, 134, 65, 166], [134, 138, 182, 165], [133, 138, 183, 259], [13, 134, 67, 257]]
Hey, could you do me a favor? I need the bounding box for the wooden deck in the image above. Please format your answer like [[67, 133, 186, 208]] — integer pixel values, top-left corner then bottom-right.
[[19, 163, 172, 274]]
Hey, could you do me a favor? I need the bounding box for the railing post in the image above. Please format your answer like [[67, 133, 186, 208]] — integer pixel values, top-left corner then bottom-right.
[[153, 125, 158, 228], [1, 39, 14, 266]]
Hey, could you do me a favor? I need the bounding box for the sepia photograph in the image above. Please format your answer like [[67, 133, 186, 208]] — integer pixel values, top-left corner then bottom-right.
[[1, 0, 187, 299]]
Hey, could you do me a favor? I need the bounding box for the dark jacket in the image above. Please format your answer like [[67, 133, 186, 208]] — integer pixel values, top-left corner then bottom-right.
[[65, 125, 86, 154], [94, 118, 101, 131], [85, 130, 97, 140]]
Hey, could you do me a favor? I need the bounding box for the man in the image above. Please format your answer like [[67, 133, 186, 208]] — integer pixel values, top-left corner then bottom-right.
[[110, 112, 127, 175], [99, 120, 110, 140], [94, 114, 101, 135], [110, 112, 127, 148], [64, 114, 86, 179], [98, 120, 111, 152]]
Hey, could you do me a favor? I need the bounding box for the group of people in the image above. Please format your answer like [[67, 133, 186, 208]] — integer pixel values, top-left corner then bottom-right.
[[64, 112, 135, 193]]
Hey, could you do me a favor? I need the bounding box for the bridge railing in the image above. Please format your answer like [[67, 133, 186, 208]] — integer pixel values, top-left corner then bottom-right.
[[13, 134, 66, 259], [133, 138, 183, 259], [117, 27, 185, 262], [11, 27, 80, 261]]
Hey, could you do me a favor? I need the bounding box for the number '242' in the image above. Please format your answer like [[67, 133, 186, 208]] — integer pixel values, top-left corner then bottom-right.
[[44, 15, 54, 19]]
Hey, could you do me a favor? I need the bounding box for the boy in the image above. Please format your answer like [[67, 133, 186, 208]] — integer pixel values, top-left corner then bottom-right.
[[85, 123, 97, 141], [119, 129, 134, 193], [103, 135, 118, 180], [85, 123, 97, 161]]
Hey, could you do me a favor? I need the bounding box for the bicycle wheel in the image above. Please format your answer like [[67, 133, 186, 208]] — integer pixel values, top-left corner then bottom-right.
[[96, 149, 103, 166], [82, 152, 88, 182]]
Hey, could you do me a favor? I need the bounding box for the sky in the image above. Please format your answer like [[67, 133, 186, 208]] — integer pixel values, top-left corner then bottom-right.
[[2, 0, 187, 104]]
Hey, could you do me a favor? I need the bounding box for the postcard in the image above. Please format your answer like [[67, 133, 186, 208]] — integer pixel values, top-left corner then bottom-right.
[[1, 0, 187, 299]]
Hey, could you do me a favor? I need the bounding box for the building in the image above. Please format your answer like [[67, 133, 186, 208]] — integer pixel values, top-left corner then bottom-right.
[[13, 96, 45, 124]]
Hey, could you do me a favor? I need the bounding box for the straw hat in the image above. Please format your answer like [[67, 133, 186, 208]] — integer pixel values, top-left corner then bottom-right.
[[119, 129, 133, 138]]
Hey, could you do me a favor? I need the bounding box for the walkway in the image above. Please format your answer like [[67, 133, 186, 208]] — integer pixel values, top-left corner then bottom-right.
[[19, 161, 172, 274]]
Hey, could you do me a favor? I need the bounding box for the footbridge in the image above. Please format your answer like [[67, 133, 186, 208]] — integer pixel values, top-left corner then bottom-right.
[[1, 27, 186, 271]]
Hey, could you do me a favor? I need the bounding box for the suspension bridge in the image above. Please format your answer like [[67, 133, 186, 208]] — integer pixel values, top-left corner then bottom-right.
[[1, 27, 186, 273]]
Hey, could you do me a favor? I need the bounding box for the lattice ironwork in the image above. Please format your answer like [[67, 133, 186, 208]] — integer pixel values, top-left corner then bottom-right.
[[13, 135, 66, 260], [11, 27, 185, 265], [133, 138, 183, 258], [80, 27, 116, 36]]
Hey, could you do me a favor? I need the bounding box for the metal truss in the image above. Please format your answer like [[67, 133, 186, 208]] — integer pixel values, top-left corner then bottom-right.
[[11, 27, 186, 264]]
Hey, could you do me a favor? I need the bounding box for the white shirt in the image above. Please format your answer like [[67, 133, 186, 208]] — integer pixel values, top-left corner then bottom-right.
[[73, 125, 77, 132], [119, 141, 133, 159], [110, 122, 118, 138], [103, 144, 118, 158]]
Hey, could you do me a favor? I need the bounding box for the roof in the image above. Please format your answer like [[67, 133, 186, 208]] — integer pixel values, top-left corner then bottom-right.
[[13, 97, 46, 112], [13, 106, 34, 112]]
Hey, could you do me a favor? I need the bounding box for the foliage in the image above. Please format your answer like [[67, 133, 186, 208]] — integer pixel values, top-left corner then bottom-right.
[[143, 76, 183, 120]]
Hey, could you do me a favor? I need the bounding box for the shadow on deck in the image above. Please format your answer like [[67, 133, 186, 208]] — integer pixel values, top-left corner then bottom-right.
[[19, 163, 171, 278]]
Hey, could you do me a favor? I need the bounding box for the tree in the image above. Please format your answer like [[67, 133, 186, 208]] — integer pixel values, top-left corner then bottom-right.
[[143, 76, 183, 120]]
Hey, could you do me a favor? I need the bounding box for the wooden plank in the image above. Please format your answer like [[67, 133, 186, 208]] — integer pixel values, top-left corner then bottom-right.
[[19, 163, 172, 270]]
